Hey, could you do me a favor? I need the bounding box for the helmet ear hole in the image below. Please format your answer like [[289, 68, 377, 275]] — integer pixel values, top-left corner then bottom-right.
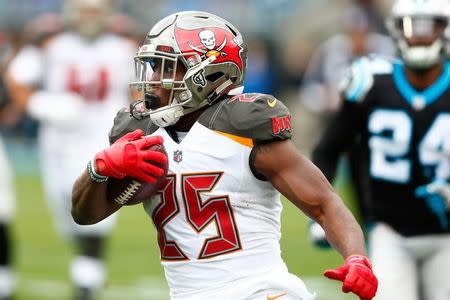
[[205, 72, 224, 82]]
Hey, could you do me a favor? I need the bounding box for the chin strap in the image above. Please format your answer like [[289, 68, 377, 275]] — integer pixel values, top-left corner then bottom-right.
[[150, 105, 184, 127], [399, 39, 443, 69]]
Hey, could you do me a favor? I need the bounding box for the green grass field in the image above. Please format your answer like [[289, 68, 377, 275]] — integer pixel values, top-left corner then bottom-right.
[[11, 173, 359, 300]]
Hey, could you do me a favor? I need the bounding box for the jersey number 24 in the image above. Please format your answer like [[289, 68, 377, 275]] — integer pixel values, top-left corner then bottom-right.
[[369, 110, 450, 183]]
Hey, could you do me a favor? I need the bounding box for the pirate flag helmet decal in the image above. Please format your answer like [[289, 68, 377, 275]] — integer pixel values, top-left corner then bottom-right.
[[174, 26, 244, 70], [130, 11, 248, 127]]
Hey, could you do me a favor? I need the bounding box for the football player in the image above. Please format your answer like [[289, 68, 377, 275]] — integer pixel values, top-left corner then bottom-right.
[[300, 4, 395, 249], [0, 131, 15, 300], [0, 73, 16, 300], [312, 0, 450, 299], [72, 11, 378, 300], [4, 0, 135, 299], [0, 25, 21, 300]]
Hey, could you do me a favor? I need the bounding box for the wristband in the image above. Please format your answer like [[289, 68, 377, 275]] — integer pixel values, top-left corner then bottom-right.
[[87, 159, 108, 183]]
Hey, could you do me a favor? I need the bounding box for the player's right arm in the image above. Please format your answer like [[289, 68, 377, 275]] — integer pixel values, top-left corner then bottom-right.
[[72, 129, 167, 225], [72, 169, 117, 225], [5, 44, 83, 126], [4, 45, 42, 110]]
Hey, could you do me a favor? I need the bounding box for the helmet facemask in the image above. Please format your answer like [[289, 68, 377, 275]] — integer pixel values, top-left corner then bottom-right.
[[129, 48, 217, 127], [387, 0, 450, 69], [390, 16, 448, 69]]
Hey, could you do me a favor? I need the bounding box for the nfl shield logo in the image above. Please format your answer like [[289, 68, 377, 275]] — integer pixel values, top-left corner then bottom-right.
[[173, 150, 183, 163]]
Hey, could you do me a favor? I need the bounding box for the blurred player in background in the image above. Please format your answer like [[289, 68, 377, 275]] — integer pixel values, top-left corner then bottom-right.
[[300, 3, 395, 116], [107, 12, 145, 47], [301, 2, 395, 249], [5, 0, 136, 299], [312, 0, 450, 299], [298, 2, 395, 157], [72, 11, 378, 300], [0, 29, 18, 300], [0, 91, 15, 300]]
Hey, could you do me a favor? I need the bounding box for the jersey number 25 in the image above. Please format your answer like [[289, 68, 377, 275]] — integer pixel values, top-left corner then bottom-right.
[[151, 172, 242, 261]]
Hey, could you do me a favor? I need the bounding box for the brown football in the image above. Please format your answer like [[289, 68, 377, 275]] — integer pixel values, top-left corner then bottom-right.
[[106, 144, 168, 206]]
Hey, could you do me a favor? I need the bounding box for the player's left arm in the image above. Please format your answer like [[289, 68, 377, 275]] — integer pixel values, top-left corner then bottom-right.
[[253, 139, 365, 257], [233, 94, 366, 257], [237, 93, 377, 299], [254, 140, 377, 299]]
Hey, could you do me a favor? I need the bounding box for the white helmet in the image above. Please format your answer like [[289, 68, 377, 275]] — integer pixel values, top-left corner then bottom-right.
[[63, 0, 113, 39], [386, 0, 450, 69]]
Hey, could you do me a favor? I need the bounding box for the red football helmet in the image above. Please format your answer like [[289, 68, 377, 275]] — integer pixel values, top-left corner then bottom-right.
[[130, 11, 248, 127]]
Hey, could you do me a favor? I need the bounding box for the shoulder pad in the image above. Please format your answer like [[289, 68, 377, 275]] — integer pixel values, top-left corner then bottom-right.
[[366, 54, 395, 74], [341, 55, 393, 103], [108, 107, 158, 145], [200, 93, 292, 145], [8, 45, 44, 86]]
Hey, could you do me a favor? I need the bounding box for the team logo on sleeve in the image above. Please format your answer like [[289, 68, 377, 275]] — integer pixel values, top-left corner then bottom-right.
[[272, 114, 291, 134], [174, 26, 244, 70]]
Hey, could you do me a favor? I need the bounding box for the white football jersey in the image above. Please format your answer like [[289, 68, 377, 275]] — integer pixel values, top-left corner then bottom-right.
[[9, 31, 136, 180], [0, 135, 15, 222], [109, 93, 305, 299], [8, 32, 136, 237]]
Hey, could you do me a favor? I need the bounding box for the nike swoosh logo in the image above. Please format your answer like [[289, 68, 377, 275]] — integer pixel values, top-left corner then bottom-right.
[[267, 98, 277, 108], [267, 292, 286, 300]]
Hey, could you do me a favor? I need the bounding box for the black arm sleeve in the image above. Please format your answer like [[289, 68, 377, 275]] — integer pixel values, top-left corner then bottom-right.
[[0, 76, 9, 110], [312, 100, 366, 183]]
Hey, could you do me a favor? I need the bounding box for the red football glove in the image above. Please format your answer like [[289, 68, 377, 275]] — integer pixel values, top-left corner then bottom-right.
[[324, 255, 378, 300], [94, 129, 167, 184]]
